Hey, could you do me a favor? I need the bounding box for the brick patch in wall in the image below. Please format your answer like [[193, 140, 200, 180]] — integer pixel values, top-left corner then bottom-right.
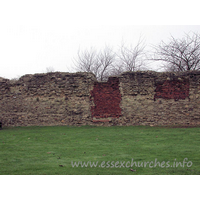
[[154, 79, 189, 100], [90, 77, 122, 119]]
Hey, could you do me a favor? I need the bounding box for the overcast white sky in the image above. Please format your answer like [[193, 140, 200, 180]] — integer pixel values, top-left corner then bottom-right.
[[0, 0, 200, 79]]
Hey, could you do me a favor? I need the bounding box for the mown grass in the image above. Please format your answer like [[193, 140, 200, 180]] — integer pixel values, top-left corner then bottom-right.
[[0, 125, 200, 175]]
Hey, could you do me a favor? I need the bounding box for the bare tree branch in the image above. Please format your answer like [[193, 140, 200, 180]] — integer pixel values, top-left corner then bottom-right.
[[98, 46, 116, 81], [117, 37, 147, 72], [72, 38, 147, 80], [73, 47, 97, 73], [46, 66, 55, 73], [72, 46, 116, 81], [152, 32, 200, 72]]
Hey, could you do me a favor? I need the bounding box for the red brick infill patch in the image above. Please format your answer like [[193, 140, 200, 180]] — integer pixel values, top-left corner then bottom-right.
[[154, 79, 189, 100], [90, 77, 122, 119]]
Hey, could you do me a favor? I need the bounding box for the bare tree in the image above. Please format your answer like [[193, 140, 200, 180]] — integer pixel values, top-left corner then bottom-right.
[[97, 46, 116, 81], [73, 46, 116, 81], [73, 39, 147, 80], [116, 38, 147, 73], [73, 47, 97, 73], [46, 66, 55, 73], [152, 32, 200, 72]]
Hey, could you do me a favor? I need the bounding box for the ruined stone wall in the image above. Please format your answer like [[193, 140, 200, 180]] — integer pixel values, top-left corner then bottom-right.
[[1, 71, 200, 127], [119, 71, 200, 126], [0, 72, 96, 126]]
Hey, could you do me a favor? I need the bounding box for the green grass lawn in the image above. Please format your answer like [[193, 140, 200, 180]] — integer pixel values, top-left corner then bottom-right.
[[0, 125, 200, 175]]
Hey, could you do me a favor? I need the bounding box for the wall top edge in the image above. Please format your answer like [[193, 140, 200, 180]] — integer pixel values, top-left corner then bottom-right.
[[1, 70, 200, 84]]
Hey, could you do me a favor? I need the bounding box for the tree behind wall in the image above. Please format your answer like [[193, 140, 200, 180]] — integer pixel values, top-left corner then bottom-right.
[[73, 40, 147, 81], [115, 38, 146, 74], [73, 46, 115, 81], [152, 32, 200, 72]]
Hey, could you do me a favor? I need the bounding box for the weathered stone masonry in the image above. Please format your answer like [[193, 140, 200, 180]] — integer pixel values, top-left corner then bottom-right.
[[1, 71, 200, 127]]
